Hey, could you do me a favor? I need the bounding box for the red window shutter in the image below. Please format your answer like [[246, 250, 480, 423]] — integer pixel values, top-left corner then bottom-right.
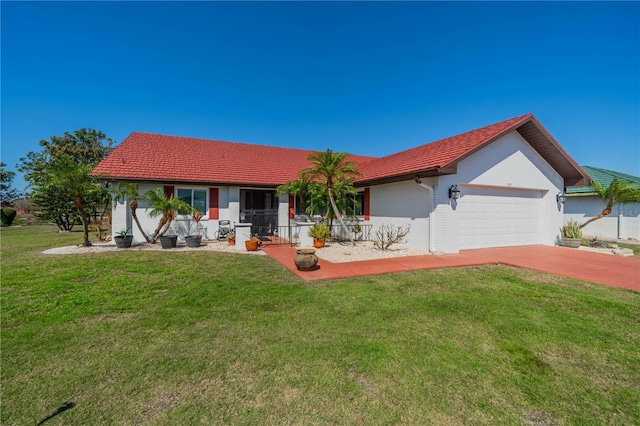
[[209, 188, 219, 219], [364, 188, 370, 220], [163, 185, 174, 199], [289, 194, 295, 219], [164, 186, 175, 219]]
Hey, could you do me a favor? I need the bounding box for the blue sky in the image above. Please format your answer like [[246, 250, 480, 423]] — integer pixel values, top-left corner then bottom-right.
[[2, 1, 639, 193]]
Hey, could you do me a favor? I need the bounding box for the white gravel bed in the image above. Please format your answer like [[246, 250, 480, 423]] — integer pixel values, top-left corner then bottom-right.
[[42, 240, 266, 255], [312, 241, 431, 263], [42, 239, 431, 262]]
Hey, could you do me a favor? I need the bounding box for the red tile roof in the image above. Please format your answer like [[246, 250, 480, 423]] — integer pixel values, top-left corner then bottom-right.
[[357, 113, 534, 184], [92, 114, 589, 187], [91, 132, 376, 186]]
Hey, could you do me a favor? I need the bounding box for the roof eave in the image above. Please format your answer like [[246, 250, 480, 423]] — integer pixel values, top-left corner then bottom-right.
[[516, 117, 590, 187], [356, 165, 457, 187], [436, 115, 590, 187]]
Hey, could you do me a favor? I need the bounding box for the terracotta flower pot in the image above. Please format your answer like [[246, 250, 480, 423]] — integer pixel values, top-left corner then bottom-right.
[[245, 239, 259, 251], [228, 239, 236, 246], [313, 238, 325, 248]]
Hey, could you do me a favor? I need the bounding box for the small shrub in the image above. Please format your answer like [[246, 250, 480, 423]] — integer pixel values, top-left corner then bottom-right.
[[309, 223, 331, 239], [560, 219, 582, 239], [0, 208, 17, 227], [373, 223, 410, 251]]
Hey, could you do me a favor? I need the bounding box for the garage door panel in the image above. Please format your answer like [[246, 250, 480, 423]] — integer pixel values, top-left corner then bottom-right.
[[458, 187, 542, 249]]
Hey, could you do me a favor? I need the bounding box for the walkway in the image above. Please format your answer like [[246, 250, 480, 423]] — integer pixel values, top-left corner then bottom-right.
[[262, 245, 640, 291]]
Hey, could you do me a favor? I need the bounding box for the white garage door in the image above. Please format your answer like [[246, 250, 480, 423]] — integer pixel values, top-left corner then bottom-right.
[[458, 186, 543, 249]]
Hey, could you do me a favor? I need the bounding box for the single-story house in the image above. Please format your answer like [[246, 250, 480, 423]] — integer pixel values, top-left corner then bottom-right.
[[91, 113, 589, 253], [564, 166, 640, 241]]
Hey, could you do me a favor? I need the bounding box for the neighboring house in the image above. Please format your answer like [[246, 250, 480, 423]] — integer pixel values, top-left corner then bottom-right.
[[91, 113, 589, 253], [564, 166, 640, 241]]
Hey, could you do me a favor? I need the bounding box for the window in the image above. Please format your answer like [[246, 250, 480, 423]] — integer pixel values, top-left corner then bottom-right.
[[352, 192, 365, 216], [177, 188, 207, 214]]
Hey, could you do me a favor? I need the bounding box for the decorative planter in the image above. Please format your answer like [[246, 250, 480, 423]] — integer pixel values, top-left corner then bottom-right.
[[313, 238, 325, 248], [562, 238, 581, 248], [114, 235, 133, 248], [228, 239, 236, 246], [160, 234, 178, 249], [185, 235, 202, 248], [245, 239, 259, 251], [294, 248, 318, 271]]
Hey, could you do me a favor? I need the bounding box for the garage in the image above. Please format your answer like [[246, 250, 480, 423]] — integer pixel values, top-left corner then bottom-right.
[[458, 185, 544, 249]]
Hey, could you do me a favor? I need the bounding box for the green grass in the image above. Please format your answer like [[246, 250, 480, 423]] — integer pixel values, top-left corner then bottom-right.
[[2, 226, 639, 425]]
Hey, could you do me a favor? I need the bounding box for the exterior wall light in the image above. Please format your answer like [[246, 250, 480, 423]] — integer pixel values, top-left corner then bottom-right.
[[449, 185, 461, 200], [556, 191, 567, 204]]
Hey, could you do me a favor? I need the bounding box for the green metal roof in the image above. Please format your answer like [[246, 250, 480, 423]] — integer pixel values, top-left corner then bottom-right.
[[567, 166, 640, 195]]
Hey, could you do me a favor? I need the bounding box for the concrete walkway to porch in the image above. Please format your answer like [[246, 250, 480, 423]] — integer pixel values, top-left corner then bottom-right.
[[262, 244, 639, 291]]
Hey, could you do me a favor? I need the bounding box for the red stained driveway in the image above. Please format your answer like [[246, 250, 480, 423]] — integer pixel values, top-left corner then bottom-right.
[[263, 245, 639, 291]]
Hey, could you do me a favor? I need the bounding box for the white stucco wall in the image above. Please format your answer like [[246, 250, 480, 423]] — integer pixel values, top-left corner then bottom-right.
[[368, 179, 433, 251], [111, 183, 292, 243], [564, 196, 640, 240], [434, 131, 564, 253], [362, 131, 564, 253], [112, 183, 220, 243]]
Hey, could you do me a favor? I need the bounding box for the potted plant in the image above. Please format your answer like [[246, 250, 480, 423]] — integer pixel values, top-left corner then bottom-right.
[[309, 223, 330, 248], [185, 212, 203, 248], [245, 234, 260, 251], [226, 232, 236, 246], [114, 228, 133, 248], [560, 219, 582, 248], [160, 234, 178, 249]]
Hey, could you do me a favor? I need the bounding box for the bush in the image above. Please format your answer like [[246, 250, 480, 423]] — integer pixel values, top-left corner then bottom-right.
[[308, 223, 331, 239], [373, 223, 410, 251], [1, 208, 17, 226], [560, 219, 582, 239]]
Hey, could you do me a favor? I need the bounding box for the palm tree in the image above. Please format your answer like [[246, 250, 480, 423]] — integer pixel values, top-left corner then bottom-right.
[[579, 178, 640, 229], [144, 188, 197, 243], [113, 182, 151, 243], [276, 176, 326, 219], [301, 149, 361, 246], [276, 175, 313, 220]]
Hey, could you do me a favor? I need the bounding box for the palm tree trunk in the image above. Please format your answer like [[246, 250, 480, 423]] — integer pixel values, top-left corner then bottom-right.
[[151, 215, 168, 242], [579, 207, 612, 229], [158, 215, 173, 238], [328, 190, 355, 246], [130, 199, 151, 243]]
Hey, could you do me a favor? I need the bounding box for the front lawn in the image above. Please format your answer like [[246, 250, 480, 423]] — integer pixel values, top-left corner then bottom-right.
[[2, 226, 638, 425]]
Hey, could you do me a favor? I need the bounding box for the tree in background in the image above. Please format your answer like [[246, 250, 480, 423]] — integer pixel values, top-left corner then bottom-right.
[[579, 178, 640, 229], [19, 129, 113, 244], [0, 162, 22, 207]]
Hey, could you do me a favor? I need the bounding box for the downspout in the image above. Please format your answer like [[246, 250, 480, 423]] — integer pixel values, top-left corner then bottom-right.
[[414, 176, 437, 253]]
